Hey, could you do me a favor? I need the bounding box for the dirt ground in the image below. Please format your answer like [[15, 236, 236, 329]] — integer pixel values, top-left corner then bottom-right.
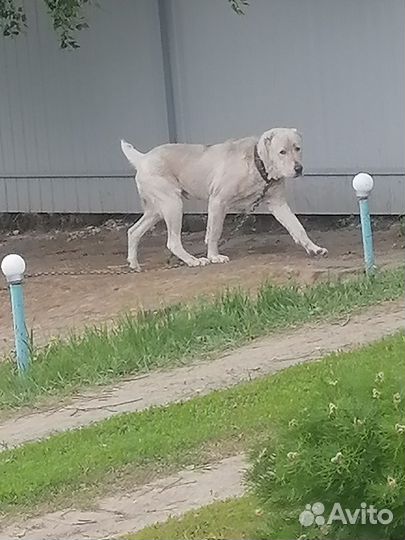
[[0, 219, 403, 350]]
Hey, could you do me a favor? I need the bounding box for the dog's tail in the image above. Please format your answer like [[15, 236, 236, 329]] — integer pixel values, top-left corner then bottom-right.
[[120, 139, 144, 169]]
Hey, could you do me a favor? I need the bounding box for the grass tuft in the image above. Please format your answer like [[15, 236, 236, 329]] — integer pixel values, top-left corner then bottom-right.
[[249, 338, 405, 539]]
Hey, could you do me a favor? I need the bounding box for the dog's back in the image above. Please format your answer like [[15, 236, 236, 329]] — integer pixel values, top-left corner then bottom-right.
[[121, 136, 257, 200]]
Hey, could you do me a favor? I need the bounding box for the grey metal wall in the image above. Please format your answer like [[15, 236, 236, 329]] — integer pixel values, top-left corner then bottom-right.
[[166, 0, 405, 214], [0, 0, 404, 214], [0, 0, 168, 213]]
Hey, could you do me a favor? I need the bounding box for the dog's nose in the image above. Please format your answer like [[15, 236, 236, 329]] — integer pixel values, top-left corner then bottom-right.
[[294, 163, 303, 175]]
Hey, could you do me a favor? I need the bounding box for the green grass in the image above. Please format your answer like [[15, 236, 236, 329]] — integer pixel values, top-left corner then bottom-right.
[[126, 496, 259, 540], [0, 333, 403, 517], [0, 267, 403, 410], [248, 346, 405, 539]]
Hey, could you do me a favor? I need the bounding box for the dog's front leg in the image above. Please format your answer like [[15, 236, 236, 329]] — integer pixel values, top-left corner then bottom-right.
[[205, 197, 230, 263], [268, 201, 328, 256]]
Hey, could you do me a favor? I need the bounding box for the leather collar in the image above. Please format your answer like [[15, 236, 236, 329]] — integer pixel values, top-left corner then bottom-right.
[[254, 144, 276, 185]]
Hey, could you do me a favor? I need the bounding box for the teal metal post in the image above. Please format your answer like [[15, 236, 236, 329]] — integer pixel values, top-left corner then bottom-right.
[[352, 173, 376, 275], [1, 254, 29, 374], [9, 281, 29, 373], [358, 197, 375, 274]]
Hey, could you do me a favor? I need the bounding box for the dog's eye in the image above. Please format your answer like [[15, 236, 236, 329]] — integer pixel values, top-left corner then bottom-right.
[[279, 149, 287, 155], [295, 146, 301, 152]]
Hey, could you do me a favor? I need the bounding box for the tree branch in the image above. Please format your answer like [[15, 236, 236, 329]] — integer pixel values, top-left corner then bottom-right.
[[0, 0, 249, 49], [228, 0, 249, 16]]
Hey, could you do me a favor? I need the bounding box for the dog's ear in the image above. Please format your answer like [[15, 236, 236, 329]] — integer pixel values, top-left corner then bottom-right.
[[291, 128, 302, 138], [264, 129, 277, 145]]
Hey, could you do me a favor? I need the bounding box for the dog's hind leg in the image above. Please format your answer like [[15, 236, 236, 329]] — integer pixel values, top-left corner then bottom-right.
[[127, 209, 161, 271], [205, 197, 229, 263], [161, 193, 209, 267]]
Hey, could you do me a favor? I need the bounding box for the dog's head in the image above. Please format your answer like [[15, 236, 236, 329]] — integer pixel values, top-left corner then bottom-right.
[[257, 128, 303, 180]]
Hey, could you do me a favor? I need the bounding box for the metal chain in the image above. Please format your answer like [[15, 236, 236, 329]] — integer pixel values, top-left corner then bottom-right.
[[166, 181, 272, 263], [25, 267, 139, 278], [24, 262, 185, 279], [218, 182, 271, 248]]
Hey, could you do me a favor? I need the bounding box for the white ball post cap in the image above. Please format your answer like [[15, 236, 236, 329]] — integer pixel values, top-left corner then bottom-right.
[[1, 254, 26, 283], [352, 173, 374, 198]]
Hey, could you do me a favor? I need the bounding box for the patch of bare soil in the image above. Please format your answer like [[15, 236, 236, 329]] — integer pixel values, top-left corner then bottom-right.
[[0, 221, 402, 351]]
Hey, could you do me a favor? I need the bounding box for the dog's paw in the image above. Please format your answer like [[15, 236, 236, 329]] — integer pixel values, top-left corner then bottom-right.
[[187, 257, 210, 267], [127, 259, 142, 272], [307, 245, 328, 257], [209, 254, 230, 264]]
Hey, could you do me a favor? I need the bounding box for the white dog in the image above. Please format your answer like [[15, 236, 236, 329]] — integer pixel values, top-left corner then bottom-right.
[[121, 128, 327, 271]]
